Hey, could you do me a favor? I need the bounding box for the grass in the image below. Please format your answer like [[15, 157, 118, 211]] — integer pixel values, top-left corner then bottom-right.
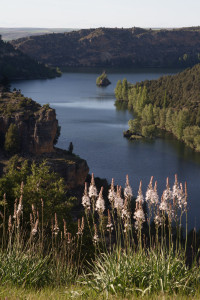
[[0, 173, 199, 298], [1, 285, 200, 299]]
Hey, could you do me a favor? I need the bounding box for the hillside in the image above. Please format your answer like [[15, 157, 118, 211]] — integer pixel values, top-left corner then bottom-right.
[[0, 37, 61, 80], [11, 27, 200, 68], [115, 64, 200, 150]]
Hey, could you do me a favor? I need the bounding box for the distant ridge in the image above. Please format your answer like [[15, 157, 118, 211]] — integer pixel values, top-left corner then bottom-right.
[[11, 27, 200, 69], [0, 28, 78, 41]]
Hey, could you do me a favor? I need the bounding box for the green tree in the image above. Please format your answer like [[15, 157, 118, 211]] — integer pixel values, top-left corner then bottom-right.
[[141, 104, 154, 126], [142, 125, 156, 138], [4, 124, 20, 154], [122, 78, 128, 100], [115, 80, 122, 100], [165, 108, 173, 132], [0, 159, 72, 224], [128, 118, 141, 134]]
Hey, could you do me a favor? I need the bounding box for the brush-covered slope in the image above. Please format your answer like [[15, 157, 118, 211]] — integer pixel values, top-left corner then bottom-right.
[[0, 37, 61, 80], [11, 27, 200, 68]]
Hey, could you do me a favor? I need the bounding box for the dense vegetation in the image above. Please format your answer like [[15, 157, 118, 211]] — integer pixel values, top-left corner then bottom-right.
[[0, 37, 61, 80], [11, 27, 200, 68], [115, 64, 200, 151]]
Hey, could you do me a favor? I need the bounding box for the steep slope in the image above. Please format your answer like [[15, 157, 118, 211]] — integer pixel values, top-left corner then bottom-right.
[[0, 37, 61, 80], [11, 27, 200, 68]]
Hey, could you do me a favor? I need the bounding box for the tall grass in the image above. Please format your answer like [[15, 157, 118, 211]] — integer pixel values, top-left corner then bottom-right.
[[0, 172, 199, 298]]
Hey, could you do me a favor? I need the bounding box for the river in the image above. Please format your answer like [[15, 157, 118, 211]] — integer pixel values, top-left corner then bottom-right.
[[11, 68, 200, 230]]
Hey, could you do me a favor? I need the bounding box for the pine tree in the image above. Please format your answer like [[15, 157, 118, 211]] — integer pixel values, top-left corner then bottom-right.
[[115, 80, 122, 100], [4, 124, 20, 154]]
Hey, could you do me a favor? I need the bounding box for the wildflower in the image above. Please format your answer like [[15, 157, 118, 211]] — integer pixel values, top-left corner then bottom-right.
[[82, 182, 90, 210], [32, 219, 38, 236], [114, 186, 123, 210], [108, 178, 116, 204], [8, 215, 12, 233], [159, 194, 168, 212], [67, 232, 71, 244], [136, 181, 144, 204], [106, 210, 113, 232], [95, 187, 105, 214], [53, 213, 59, 236], [134, 202, 145, 230], [124, 175, 133, 198], [154, 214, 162, 227], [178, 183, 187, 211], [93, 224, 99, 244], [162, 177, 173, 203], [63, 219, 67, 239], [145, 177, 159, 205], [89, 173, 98, 198], [121, 198, 130, 220], [77, 217, 84, 235]]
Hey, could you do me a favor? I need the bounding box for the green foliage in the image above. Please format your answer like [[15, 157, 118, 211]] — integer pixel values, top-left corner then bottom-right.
[[82, 249, 199, 297], [0, 158, 70, 223], [96, 72, 110, 86], [0, 251, 51, 288], [128, 118, 141, 134], [115, 65, 200, 150], [115, 80, 122, 100], [4, 124, 20, 154], [142, 125, 156, 138], [122, 78, 128, 100]]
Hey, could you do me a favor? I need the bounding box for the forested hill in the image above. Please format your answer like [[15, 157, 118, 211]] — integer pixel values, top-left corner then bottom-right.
[[130, 63, 200, 111], [115, 64, 200, 151], [0, 37, 61, 80], [10, 27, 200, 68]]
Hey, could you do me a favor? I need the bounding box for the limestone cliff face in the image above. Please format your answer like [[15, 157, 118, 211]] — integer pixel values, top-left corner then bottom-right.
[[42, 148, 89, 188], [0, 102, 58, 155], [0, 90, 89, 187], [33, 108, 58, 154]]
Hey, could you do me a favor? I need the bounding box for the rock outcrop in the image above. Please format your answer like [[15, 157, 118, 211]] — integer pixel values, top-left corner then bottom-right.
[[0, 92, 58, 155], [0, 88, 89, 187]]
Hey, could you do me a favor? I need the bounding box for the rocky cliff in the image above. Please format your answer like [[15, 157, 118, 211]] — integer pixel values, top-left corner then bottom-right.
[[0, 88, 89, 187], [11, 27, 200, 68], [0, 91, 58, 154]]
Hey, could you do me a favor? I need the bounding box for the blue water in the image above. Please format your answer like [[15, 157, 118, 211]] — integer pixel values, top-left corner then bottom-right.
[[11, 68, 200, 230]]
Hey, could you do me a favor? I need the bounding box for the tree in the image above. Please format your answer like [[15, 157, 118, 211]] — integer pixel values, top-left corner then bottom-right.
[[0, 159, 71, 224], [4, 124, 20, 154], [68, 142, 73, 154], [128, 118, 141, 134], [115, 80, 122, 100], [122, 78, 128, 100]]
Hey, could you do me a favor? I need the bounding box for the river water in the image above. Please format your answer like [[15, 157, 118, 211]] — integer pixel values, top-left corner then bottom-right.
[[11, 68, 200, 230]]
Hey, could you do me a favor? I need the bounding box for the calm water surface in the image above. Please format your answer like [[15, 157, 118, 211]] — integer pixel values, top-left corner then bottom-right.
[[11, 68, 200, 230]]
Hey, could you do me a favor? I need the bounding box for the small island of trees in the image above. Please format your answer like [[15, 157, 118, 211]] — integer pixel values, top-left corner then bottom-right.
[[96, 71, 111, 87]]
